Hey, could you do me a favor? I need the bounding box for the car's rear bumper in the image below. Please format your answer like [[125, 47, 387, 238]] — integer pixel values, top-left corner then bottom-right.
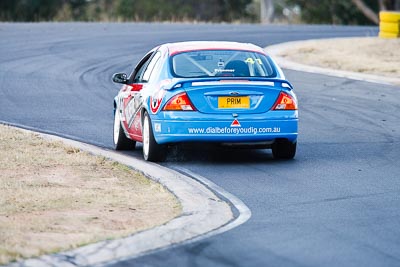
[[152, 117, 298, 144]]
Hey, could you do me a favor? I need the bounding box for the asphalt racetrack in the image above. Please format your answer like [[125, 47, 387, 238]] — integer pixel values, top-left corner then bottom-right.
[[1, 23, 400, 267]]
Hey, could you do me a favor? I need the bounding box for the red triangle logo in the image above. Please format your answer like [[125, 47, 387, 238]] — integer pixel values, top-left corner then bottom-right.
[[231, 119, 241, 127]]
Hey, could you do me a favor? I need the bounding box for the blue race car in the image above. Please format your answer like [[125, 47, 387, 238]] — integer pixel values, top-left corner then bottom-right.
[[112, 41, 298, 162]]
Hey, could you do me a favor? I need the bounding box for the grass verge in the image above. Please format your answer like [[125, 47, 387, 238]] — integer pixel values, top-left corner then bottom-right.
[[277, 37, 400, 79], [0, 124, 181, 265]]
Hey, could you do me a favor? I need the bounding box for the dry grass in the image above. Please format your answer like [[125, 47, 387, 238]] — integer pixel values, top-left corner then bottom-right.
[[278, 37, 400, 78], [0, 124, 181, 265]]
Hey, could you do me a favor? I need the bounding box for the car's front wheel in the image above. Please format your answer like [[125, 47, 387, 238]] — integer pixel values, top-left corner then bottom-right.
[[142, 112, 166, 162], [272, 140, 296, 159], [113, 111, 136, 150]]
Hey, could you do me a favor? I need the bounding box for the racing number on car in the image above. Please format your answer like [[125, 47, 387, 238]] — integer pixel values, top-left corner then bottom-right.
[[245, 58, 263, 65]]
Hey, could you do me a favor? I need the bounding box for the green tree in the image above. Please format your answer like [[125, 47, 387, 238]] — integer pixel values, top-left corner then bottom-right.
[[115, 0, 252, 22], [0, 0, 62, 21], [352, 0, 400, 24], [283, 0, 380, 25], [284, 0, 400, 25]]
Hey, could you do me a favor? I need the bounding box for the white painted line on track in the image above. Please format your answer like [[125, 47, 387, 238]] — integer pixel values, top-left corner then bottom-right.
[[173, 166, 252, 240], [96, 167, 252, 267]]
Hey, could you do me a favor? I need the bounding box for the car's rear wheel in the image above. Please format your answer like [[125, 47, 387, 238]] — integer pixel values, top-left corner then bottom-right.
[[113, 111, 136, 150], [142, 112, 166, 162], [272, 139, 296, 159]]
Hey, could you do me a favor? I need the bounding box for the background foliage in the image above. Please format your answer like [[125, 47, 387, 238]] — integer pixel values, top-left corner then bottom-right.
[[283, 0, 379, 25], [0, 0, 398, 24], [0, 0, 254, 22]]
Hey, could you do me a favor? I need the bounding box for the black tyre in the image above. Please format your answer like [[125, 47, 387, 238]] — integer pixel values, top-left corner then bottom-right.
[[272, 140, 296, 159], [142, 112, 166, 162], [113, 111, 136, 150]]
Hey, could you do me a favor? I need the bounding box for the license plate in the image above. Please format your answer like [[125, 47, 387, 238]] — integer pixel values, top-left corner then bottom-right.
[[218, 96, 250, 109]]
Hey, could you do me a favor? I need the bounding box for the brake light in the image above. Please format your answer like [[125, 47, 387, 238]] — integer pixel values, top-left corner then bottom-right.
[[272, 91, 297, 110], [163, 92, 196, 111]]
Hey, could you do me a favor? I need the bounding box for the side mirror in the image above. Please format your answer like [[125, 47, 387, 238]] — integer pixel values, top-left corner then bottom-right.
[[112, 73, 128, 84]]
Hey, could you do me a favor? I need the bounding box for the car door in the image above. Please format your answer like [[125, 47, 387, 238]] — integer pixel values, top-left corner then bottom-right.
[[120, 52, 153, 141], [122, 50, 162, 141]]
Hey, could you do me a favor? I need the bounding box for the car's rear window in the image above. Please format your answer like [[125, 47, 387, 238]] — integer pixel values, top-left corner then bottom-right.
[[171, 50, 277, 78]]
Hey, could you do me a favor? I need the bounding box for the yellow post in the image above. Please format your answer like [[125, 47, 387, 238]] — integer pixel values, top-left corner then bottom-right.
[[379, 11, 400, 38]]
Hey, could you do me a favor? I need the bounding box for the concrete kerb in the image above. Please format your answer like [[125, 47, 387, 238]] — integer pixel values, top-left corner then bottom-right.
[[5, 127, 246, 267], [265, 39, 400, 86]]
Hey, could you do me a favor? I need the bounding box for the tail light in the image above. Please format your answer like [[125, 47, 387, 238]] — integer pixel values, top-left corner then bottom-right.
[[163, 92, 196, 111], [272, 91, 297, 110]]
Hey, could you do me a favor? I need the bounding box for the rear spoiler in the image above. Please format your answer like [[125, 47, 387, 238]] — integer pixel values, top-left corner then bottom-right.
[[168, 77, 293, 90]]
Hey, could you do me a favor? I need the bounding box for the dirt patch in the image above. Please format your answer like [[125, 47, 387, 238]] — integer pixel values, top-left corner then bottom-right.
[[277, 37, 400, 78], [0, 124, 181, 265]]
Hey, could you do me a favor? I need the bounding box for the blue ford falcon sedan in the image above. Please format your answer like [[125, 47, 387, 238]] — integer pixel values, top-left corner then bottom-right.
[[112, 41, 298, 161]]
